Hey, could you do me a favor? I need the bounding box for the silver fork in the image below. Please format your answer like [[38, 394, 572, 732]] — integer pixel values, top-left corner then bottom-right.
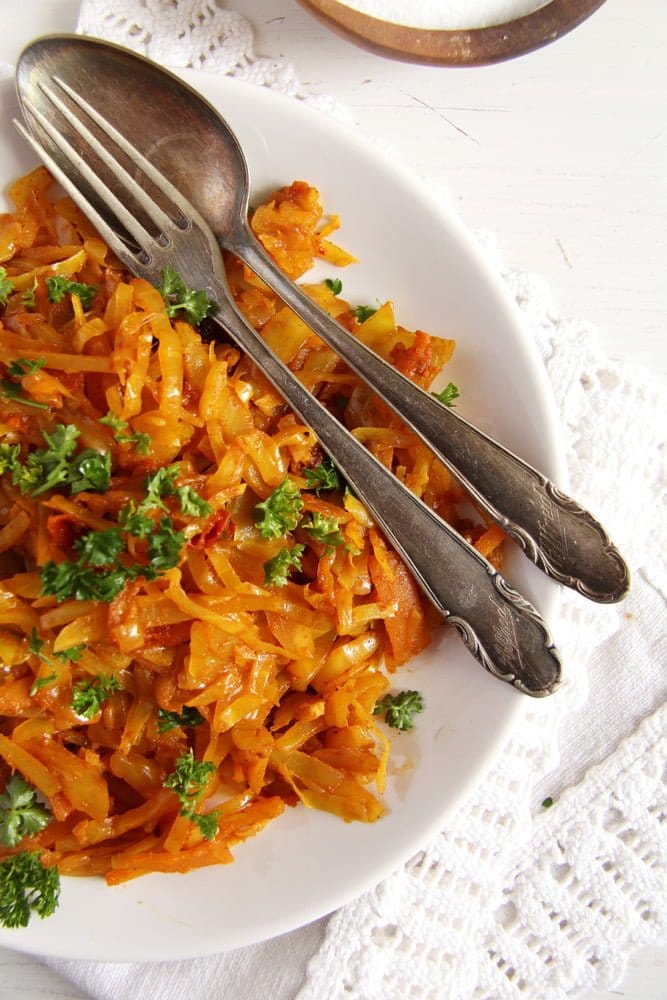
[[15, 76, 561, 695]]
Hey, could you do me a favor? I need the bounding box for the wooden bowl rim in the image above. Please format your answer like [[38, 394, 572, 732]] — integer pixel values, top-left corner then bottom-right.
[[298, 0, 607, 65]]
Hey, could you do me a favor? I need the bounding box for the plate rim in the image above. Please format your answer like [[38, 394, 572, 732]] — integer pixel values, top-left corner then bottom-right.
[[0, 64, 565, 961]]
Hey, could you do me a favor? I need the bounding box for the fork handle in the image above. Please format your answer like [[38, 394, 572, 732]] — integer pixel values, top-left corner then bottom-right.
[[235, 234, 629, 605], [208, 289, 560, 697]]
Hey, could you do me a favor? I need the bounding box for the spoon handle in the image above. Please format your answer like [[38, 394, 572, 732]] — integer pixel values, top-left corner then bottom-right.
[[235, 234, 629, 605], [209, 288, 561, 697]]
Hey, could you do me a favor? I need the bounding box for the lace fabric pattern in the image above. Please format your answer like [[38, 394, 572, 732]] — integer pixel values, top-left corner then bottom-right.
[[45, 3, 666, 997]]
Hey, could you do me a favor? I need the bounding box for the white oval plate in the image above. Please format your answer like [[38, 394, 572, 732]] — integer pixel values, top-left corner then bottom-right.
[[0, 67, 564, 961]]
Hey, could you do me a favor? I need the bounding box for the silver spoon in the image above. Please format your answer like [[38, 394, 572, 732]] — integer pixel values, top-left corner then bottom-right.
[[15, 34, 629, 605], [14, 56, 567, 696]]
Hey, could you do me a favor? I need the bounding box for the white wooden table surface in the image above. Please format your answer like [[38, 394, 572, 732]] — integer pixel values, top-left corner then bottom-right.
[[0, 0, 665, 997]]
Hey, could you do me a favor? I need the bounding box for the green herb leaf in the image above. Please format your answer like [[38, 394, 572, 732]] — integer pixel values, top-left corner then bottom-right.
[[175, 486, 212, 518], [432, 382, 460, 407], [373, 690, 424, 731], [192, 811, 219, 841], [99, 412, 150, 455], [0, 443, 20, 476], [29, 672, 57, 696], [0, 268, 14, 306], [53, 645, 85, 663], [146, 517, 185, 572], [67, 448, 111, 495], [73, 527, 125, 567], [324, 277, 342, 295], [541, 796, 554, 809], [45, 275, 97, 309], [352, 304, 377, 323], [71, 674, 123, 719], [0, 850, 60, 928], [254, 479, 304, 540], [7, 358, 46, 378], [0, 380, 49, 410], [11, 424, 80, 496], [302, 512, 345, 552], [21, 281, 37, 309], [264, 544, 305, 587], [303, 458, 342, 495], [40, 558, 131, 604], [157, 706, 205, 733], [0, 776, 52, 848], [163, 749, 216, 838], [157, 267, 215, 325], [118, 501, 155, 540], [143, 465, 179, 512]]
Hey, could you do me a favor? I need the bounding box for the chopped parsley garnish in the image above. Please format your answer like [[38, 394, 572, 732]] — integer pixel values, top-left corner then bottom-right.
[[118, 501, 155, 539], [303, 458, 342, 495], [10, 424, 110, 497], [163, 749, 217, 840], [264, 544, 305, 586], [302, 512, 345, 552], [542, 796, 555, 809], [157, 267, 215, 325], [0, 443, 20, 475], [0, 850, 60, 928], [54, 645, 85, 663], [157, 706, 205, 733], [146, 517, 186, 572], [175, 486, 212, 518], [0, 775, 52, 848], [373, 690, 424, 731], [73, 527, 125, 567], [21, 281, 37, 309], [45, 275, 97, 309], [0, 267, 13, 306], [324, 277, 342, 295], [0, 380, 49, 410], [254, 479, 304, 540], [29, 672, 57, 696], [100, 412, 150, 455], [432, 382, 460, 407], [352, 304, 377, 323], [143, 465, 180, 512], [40, 559, 132, 603], [7, 358, 46, 378], [71, 674, 123, 719], [27, 628, 49, 663]]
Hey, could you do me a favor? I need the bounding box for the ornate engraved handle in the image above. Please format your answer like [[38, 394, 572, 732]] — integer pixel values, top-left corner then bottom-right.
[[208, 291, 561, 697], [236, 235, 629, 605]]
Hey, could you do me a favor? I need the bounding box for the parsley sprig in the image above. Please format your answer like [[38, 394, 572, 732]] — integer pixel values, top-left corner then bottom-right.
[[46, 275, 97, 309], [432, 382, 460, 407], [0, 850, 60, 928], [100, 412, 150, 456], [5, 424, 110, 497], [255, 479, 304, 539], [373, 690, 424, 731], [303, 458, 342, 495], [0, 267, 13, 306], [264, 544, 304, 586], [157, 706, 205, 733], [163, 749, 218, 840], [302, 512, 345, 553], [157, 267, 215, 325], [71, 674, 123, 719], [0, 776, 52, 848]]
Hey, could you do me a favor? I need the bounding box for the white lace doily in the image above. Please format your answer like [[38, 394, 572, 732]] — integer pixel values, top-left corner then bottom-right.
[[41, 4, 666, 998]]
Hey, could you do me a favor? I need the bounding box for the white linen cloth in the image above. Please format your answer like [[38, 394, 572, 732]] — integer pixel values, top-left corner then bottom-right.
[[22, 2, 665, 997]]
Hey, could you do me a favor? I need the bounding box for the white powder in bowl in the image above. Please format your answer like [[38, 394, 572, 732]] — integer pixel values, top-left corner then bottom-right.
[[336, 0, 553, 30]]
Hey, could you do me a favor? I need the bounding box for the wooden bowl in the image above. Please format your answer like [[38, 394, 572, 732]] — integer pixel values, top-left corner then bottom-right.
[[298, 0, 606, 65]]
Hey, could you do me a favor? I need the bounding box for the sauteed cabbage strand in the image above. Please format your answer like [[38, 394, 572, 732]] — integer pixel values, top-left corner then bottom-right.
[[0, 168, 505, 920]]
